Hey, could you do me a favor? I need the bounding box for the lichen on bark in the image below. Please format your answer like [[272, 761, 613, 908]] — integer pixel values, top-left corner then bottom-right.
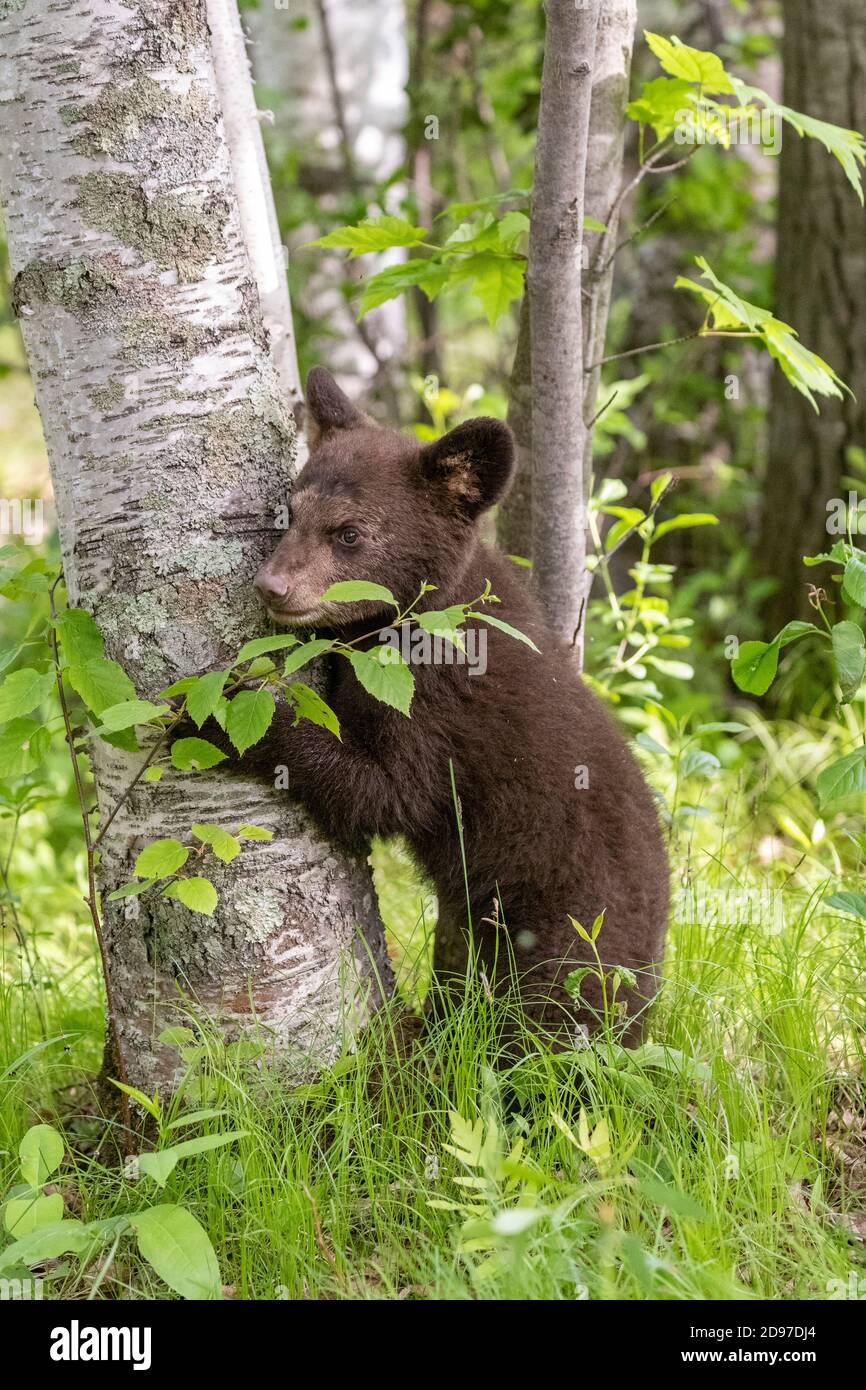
[[75, 171, 229, 279], [0, 0, 391, 1092]]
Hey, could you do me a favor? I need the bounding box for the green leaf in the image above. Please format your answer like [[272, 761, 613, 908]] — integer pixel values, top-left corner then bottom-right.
[[680, 748, 720, 780], [650, 471, 674, 506], [54, 607, 104, 664], [31, 724, 51, 765], [416, 604, 467, 649], [635, 733, 670, 758], [816, 748, 866, 807], [158, 676, 197, 698], [237, 824, 273, 840], [107, 878, 158, 900], [243, 657, 278, 679], [321, 580, 398, 607], [130, 1204, 222, 1300], [0, 667, 55, 722], [110, 1079, 161, 1121], [731, 79, 865, 203], [4, 1192, 64, 1237], [158, 1026, 196, 1046], [19, 1124, 64, 1186], [626, 75, 697, 140], [0, 1220, 89, 1274], [235, 635, 299, 664], [66, 656, 136, 715], [134, 838, 189, 879], [288, 682, 340, 737], [171, 737, 228, 771], [646, 655, 694, 681], [731, 641, 779, 695], [144, 766, 163, 783], [695, 721, 748, 735], [346, 647, 415, 716], [282, 638, 335, 676], [163, 877, 218, 916], [652, 513, 719, 542], [417, 604, 467, 634], [0, 717, 41, 777], [225, 688, 276, 756], [467, 610, 540, 652], [831, 621, 866, 701], [644, 32, 734, 93], [638, 1177, 711, 1223], [842, 553, 866, 606], [306, 215, 428, 257], [94, 699, 171, 734], [731, 621, 817, 695], [437, 189, 530, 221], [191, 823, 240, 864], [137, 1131, 248, 1189], [357, 259, 452, 317], [453, 252, 525, 326], [676, 257, 849, 410], [185, 671, 229, 727], [825, 891, 866, 921]]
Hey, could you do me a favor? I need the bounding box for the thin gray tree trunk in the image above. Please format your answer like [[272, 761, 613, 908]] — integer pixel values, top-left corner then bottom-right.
[[526, 0, 601, 646], [499, 1, 636, 660], [582, 0, 638, 423], [0, 0, 390, 1093]]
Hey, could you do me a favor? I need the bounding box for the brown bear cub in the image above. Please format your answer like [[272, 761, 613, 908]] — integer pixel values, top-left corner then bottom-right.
[[219, 367, 669, 1045]]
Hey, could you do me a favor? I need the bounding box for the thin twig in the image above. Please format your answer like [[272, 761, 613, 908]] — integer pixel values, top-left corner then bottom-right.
[[48, 575, 134, 1154], [596, 198, 676, 279], [91, 713, 183, 853], [646, 152, 699, 174], [586, 387, 620, 430], [584, 328, 704, 372]]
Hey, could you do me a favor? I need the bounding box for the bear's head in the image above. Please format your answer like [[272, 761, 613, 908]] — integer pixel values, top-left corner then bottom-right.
[[254, 366, 515, 629]]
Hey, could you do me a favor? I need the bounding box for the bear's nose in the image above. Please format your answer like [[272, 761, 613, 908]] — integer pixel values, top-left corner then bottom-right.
[[254, 567, 289, 605]]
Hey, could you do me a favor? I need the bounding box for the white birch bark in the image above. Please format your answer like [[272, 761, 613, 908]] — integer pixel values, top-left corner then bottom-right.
[[0, 0, 390, 1092]]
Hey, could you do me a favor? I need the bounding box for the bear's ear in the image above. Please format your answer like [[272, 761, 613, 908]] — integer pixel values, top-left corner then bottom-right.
[[417, 418, 516, 518], [305, 366, 365, 447]]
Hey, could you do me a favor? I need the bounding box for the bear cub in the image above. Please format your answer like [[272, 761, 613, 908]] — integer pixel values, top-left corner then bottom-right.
[[218, 367, 669, 1044]]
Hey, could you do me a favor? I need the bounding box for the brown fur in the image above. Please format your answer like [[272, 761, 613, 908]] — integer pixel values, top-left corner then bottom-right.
[[215, 368, 669, 1045]]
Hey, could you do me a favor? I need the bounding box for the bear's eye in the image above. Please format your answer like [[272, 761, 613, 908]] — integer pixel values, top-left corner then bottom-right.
[[338, 526, 360, 547]]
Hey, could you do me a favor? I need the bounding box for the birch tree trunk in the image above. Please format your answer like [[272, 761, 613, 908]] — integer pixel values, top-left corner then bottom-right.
[[526, 0, 600, 646], [0, 0, 390, 1093]]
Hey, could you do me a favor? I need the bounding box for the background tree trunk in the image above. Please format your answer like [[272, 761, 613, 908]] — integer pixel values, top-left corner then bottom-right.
[[0, 0, 390, 1093], [498, 1, 637, 655], [248, 0, 409, 401], [759, 0, 866, 629], [525, 0, 600, 647], [581, 0, 638, 423]]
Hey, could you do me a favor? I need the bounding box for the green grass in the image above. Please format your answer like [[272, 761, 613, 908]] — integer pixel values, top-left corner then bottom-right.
[[1, 709, 865, 1301]]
